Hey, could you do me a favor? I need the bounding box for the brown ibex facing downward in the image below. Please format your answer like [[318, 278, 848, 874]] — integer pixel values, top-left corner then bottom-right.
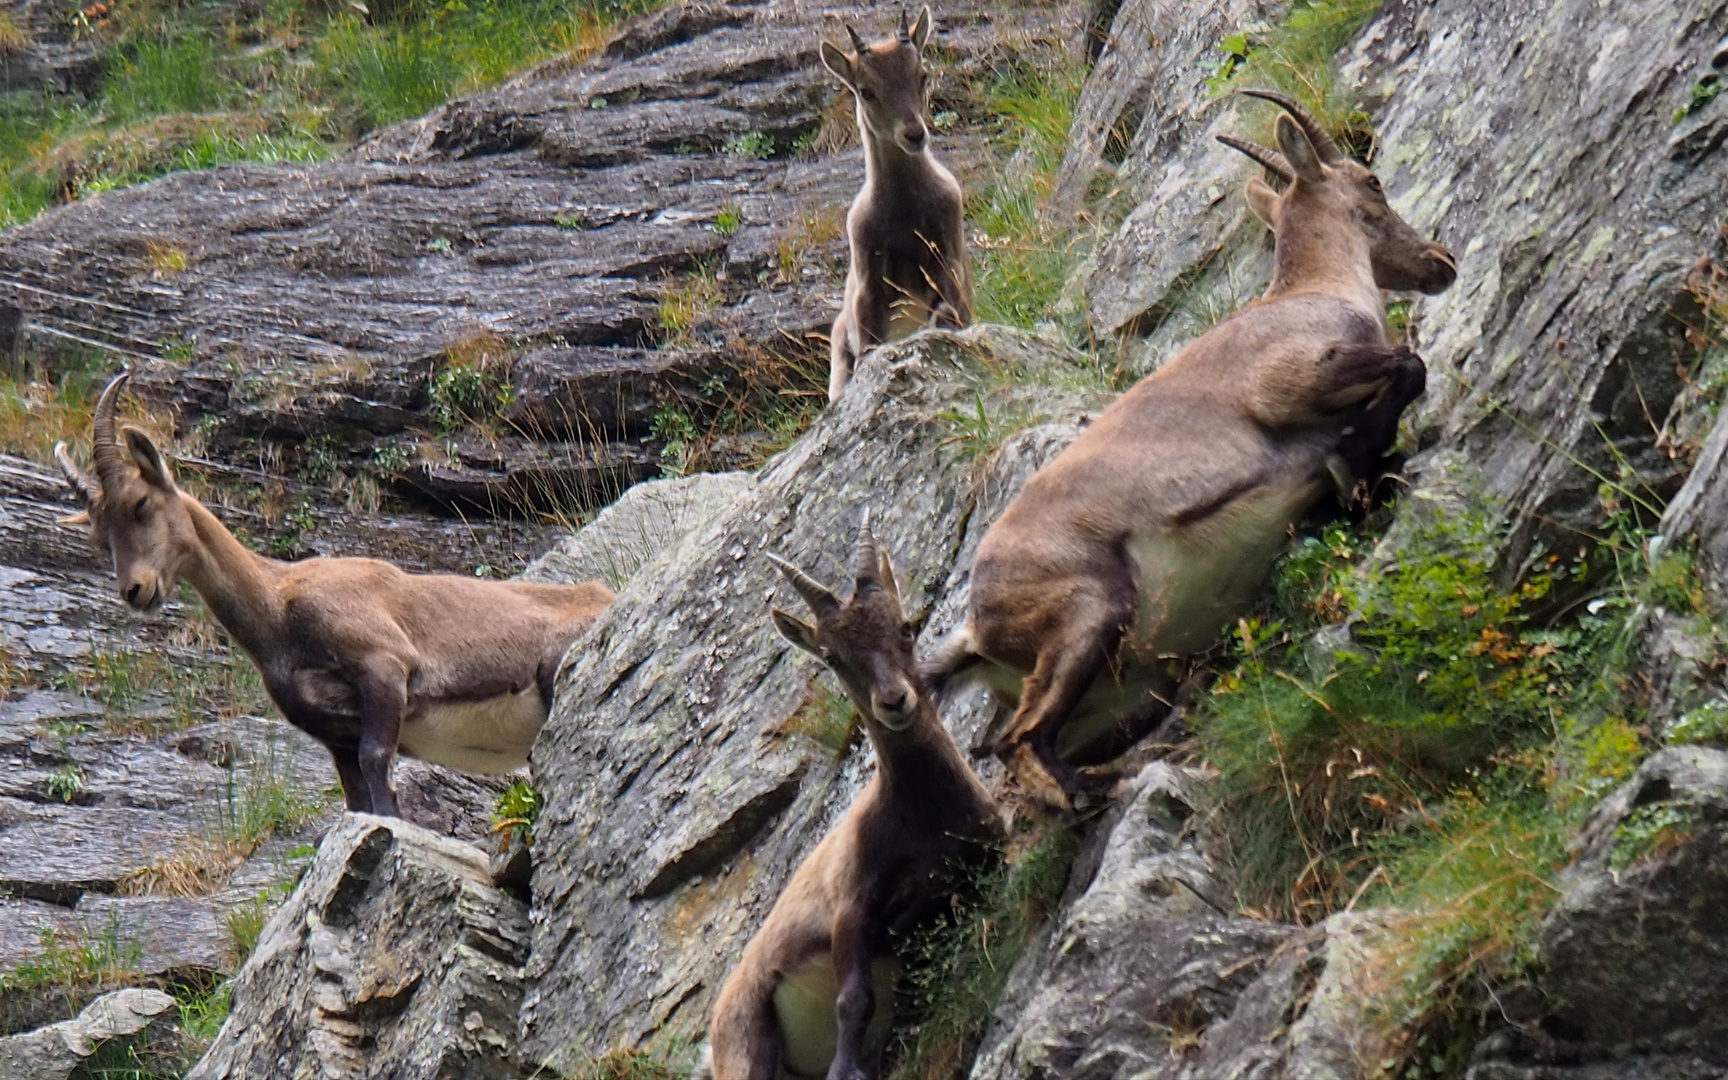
[[54, 374, 615, 817], [698, 515, 1001, 1080], [820, 6, 973, 403], [925, 90, 1458, 805]]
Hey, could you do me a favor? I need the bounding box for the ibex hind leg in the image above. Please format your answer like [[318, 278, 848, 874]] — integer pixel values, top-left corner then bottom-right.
[[995, 582, 1134, 807]]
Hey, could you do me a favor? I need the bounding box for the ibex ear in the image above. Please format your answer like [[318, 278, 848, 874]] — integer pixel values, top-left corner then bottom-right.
[[57, 510, 90, 527], [122, 426, 175, 490], [910, 6, 933, 51], [771, 607, 823, 657], [820, 40, 856, 88], [1274, 114, 1326, 184], [1244, 176, 1282, 229]]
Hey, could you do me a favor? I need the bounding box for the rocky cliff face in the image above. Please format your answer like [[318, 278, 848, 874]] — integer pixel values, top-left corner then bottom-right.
[[3, 0, 1728, 1077]]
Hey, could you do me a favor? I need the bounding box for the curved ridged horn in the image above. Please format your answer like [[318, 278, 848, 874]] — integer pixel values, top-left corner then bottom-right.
[[1216, 134, 1293, 181], [897, 8, 910, 41], [1237, 87, 1344, 164], [91, 372, 129, 486], [768, 553, 840, 615], [54, 441, 98, 505], [845, 24, 866, 53], [852, 509, 881, 588]]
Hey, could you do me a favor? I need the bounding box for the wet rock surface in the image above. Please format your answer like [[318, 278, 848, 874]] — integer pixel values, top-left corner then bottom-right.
[[187, 813, 531, 1080]]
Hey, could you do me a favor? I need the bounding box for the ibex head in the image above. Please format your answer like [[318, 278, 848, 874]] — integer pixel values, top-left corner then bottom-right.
[[768, 512, 921, 731], [55, 373, 194, 612], [820, 6, 936, 155], [1219, 89, 1457, 295]]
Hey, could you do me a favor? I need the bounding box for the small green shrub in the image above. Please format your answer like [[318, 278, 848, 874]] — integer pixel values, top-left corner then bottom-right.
[[1668, 699, 1728, 745], [46, 763, 86, 803], [492, 778, 543, 842], [712, 202, 744, 237], [1610, 803, 1695, 871], [722, 130, 774, 160], [889, 829, 1076, 1080]]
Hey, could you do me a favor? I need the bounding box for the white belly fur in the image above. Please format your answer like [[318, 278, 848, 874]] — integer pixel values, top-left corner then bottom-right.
[[397, 689, 547, 774], [773, 954, 898, 1078]]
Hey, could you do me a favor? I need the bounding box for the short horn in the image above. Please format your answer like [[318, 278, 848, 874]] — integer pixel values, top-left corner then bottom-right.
[[852, 508, 881, 588], [897, 8, 910, 41], [845, 24, 866, 53], [768, 553, 840, 616], [1216, 134, 1293, 182], [1237, 88, 1344, 163], [91, 371, 129, 485], [54, 441, 99, 505]]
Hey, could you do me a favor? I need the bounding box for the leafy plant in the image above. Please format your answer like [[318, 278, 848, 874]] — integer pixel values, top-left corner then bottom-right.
[[1674, 75, 1722, 123], [45, 762, 86, 803], [492, 778, 543, 841], [722, 130, 774, 160], [712, 202, 744, 237]]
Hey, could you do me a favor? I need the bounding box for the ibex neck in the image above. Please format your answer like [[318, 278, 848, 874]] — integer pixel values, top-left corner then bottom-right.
[[179, 494, 285, 661], [1265, 221, 1384, 324], [861, 123, 932, 189], [868, 703, 983, 811]]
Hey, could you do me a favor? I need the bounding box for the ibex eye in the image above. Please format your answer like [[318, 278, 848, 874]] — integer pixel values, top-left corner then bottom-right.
[[134, 496, 149, 517], [860, 87, 877, 102]]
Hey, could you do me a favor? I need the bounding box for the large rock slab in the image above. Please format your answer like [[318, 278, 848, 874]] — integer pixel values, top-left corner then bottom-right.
[[521, 326, 1111, 1070], [1083, 0, 1728, 555], [0, 0, 1076, 507], [187, 813, 531, 1080]]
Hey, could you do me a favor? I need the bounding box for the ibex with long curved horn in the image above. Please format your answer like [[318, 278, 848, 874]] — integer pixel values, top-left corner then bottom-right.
[[820, 5, 973, 403], [697, 514, 1001, 1080], [55, 374, 615, 817], [924, 90, 1458, 805]]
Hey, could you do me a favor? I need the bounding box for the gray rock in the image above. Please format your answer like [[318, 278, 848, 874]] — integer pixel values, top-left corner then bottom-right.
[[521, 326, 1111, 1071], [1084, 0, 1728, 560], [187, 813, 531, 1080], [519, 469, 753, 589], [0, 988, 179, 1080], [970, 763, 1292, 1080], [1535, 747, 1728, 1061]]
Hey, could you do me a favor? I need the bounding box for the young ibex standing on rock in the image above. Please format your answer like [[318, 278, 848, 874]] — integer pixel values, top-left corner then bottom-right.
[[821, 6, 973, 403], [698, 514, 1001, 1080], [55, 374, 615, 817], [925, 90, 1458, 806]]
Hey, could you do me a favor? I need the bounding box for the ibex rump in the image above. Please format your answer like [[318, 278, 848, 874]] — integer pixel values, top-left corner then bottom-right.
[[821, 6, 973, 403], [55, 374, 615, 817], [700, 515, 1002, 1080], [926, 91, 1458, 804]]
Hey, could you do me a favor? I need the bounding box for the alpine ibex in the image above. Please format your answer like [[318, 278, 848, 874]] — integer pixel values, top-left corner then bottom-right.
[[698, 515, 1002, 1080], [821, 6, 973, 403], [54, 374, 615, 817], [924, 90, 1458, 804]]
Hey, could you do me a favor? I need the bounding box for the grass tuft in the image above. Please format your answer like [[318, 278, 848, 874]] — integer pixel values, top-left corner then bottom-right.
[[1208, 0, 1386, 154], [888, 828, 1076, 1080]]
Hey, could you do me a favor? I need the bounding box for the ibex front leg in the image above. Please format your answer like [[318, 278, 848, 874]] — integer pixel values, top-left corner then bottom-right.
[[355, 662, 408, 818], [828, 904, 879, 1080], [1317, 342, 1427, 486]]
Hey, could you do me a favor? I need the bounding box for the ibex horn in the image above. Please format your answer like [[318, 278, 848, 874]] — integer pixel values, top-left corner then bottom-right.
[[845, 24, 866, 53], [852, 508, 882, 588], [1237, 88, 1345, 164], [1216, 134, 1294, 181], [91, 372, 129, 487], [768, 554, 840, 616], [54, 442, 98, 505], [897, 8, 910, 42]]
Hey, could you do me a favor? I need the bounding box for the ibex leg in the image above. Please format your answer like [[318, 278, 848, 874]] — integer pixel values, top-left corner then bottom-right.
[[1322, 342, 1427, 485], [827, 905, 879, 1080]]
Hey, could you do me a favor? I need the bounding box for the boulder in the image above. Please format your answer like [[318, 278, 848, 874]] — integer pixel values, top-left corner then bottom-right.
[[187, 813, 532, 1080], [0, 988, 180, 1080], [521, 326, 1112, 1071]]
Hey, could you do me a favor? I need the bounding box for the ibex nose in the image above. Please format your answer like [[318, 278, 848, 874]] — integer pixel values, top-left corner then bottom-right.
[[900, 124, 927, 152], [125, 582, 144, 606]]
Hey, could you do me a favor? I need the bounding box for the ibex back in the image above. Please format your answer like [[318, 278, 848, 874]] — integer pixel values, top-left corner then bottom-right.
[[821, 6, 973, 403], [55, 374, 615, 817], [925, 91, 1457, 804]]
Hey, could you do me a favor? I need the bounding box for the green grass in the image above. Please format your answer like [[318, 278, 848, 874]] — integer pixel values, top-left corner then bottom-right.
[[1193, 479, 1685, 1071], [968, 56, 1087, 329], [0, 0, 668, 224], [1208, 0, 1386, 153], [492, 777, 543, 842], [888, 828, 1076, 1080]]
